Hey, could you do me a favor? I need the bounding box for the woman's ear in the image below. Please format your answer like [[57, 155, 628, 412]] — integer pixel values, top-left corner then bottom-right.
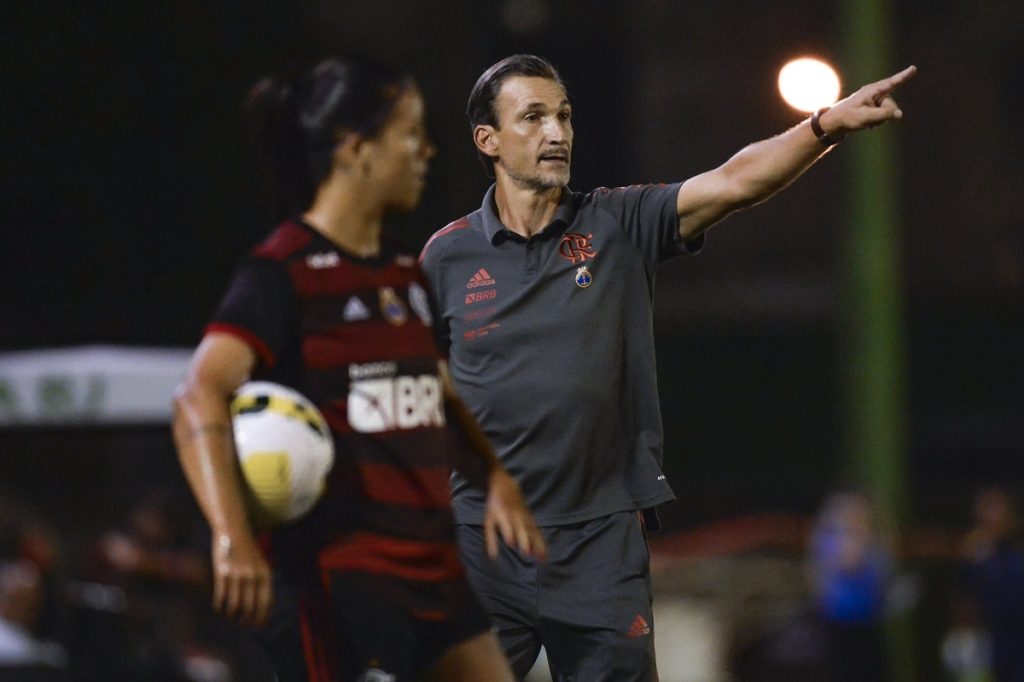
[[330, 130, 369, 173], [354, 135, 378, 177]]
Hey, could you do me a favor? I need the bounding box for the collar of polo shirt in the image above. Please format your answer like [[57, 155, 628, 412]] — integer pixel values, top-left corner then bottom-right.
[[480, 184, 578, 244]]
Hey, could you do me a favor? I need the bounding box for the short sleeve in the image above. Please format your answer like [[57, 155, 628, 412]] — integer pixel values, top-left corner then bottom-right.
[[205, 257, 298, 369], [595, 183, 703, 267], [418, 246, 451, 357]]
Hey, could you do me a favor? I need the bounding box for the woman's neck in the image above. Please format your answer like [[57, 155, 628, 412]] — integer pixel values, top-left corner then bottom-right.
[[303, 186, 383, 258]]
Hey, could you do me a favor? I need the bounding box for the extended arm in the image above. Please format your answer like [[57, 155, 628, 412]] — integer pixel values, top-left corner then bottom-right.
[[172, 332, 271, 625], [439, 361, 547, 561], [677, 65, 917, 240]]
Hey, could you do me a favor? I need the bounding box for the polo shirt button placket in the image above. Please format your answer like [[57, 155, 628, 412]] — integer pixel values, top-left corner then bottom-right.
[[524, 238, 541, 274]]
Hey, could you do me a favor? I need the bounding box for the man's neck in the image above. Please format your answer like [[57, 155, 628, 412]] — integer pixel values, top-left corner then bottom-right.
[[493, 178, 563, 238]]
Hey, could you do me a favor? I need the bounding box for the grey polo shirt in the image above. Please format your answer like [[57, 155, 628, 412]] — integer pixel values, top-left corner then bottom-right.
[[420, 183, 700, 526]]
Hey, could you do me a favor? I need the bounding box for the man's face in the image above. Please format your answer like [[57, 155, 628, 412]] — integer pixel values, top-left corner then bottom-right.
[[485, 76, 573, 190]]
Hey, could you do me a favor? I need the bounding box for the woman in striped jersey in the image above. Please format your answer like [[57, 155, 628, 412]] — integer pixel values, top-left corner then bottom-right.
[[173, 54, 546, 682]]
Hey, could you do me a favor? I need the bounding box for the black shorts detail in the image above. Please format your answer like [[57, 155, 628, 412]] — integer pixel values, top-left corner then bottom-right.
[[457, 511, 657, 681], [256, 567, 491, 681]]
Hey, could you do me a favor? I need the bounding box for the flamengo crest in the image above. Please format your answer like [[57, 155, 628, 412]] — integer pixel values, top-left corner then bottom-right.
[[558, 233, 597, 264]]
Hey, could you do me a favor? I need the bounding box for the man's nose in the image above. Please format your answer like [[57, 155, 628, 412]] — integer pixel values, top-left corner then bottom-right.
[[543, 117, 567, 142]]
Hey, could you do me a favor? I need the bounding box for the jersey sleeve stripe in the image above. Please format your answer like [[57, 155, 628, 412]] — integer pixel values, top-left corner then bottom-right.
[[419, 216, 470, 263], [204, 322, 277, 368], [253, 220, 314, 260]]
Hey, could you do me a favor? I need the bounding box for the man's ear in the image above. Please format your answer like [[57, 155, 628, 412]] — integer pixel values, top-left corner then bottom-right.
[[473, 124, 498, 159]]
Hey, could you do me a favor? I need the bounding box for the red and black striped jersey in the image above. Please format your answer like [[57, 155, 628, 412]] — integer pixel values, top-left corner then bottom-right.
[[208, 218, 463, 585]]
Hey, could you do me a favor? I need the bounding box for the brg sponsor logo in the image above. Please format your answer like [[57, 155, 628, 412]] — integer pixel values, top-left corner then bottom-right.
[[348, 375, 445, 433]]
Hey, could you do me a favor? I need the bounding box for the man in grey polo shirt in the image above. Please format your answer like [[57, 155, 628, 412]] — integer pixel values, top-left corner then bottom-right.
[[420, 54, 915, 680]]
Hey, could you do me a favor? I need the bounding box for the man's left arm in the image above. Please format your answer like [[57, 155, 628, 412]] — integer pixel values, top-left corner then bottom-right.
[[676, 65, 917, 241]]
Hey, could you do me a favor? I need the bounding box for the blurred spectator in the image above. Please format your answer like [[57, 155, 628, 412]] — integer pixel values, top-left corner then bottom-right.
[[90, 491, 208, 596], [0, 560, 68, 680], [0, 496, 63, 634], [0, 493, 69, 682], [77, 491, 229, 681], [941, 593, 993, 682], [808, 490, 892, 682], [959, 487, 1024, 682]]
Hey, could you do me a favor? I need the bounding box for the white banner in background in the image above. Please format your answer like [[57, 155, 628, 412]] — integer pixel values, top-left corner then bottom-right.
[[0, 346, 192, 426]]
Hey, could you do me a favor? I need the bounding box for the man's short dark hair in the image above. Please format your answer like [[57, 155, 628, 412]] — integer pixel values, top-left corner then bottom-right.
[[466, 54, 564, 177]]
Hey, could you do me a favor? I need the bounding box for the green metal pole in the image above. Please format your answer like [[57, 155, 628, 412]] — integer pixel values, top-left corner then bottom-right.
[[838, 0, 914, 679], [839, 0, 908, 528]]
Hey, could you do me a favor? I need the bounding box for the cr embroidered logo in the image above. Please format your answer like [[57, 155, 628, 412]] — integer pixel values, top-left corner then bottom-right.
[[559, 233, 597, 264]]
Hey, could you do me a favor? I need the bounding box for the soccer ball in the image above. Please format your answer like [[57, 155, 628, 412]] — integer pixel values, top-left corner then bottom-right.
[[230, 382, 334, 528]]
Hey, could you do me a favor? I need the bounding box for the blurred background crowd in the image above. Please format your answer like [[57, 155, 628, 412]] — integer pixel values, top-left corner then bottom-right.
[[0, 481, 1021, 680]]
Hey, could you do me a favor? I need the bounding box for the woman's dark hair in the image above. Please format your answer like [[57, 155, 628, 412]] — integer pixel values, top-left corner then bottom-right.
[[245, 55, 413, 220], [466, 54, 563, 177]]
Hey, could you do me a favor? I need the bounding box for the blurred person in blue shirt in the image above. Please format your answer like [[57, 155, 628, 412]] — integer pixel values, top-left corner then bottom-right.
[[809, 490, 892, 681]]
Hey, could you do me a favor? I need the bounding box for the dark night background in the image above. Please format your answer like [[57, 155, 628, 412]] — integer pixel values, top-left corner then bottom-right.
[[0, 4, 1023, 676], [4, 0, 1021, 521]]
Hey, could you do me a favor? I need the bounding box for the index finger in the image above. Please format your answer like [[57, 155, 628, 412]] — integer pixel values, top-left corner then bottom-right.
[[484, 518, 499, 559], [513, 519, 534, 558], [884, 65, 917, 90]]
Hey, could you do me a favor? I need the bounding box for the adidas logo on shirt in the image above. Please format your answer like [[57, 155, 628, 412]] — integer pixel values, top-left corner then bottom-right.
[[465, 268, 496, 289], [343, 296, 371, 321]]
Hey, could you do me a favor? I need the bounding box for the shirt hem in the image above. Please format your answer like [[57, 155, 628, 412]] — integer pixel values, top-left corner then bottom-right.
[[453, 494, 674, 527]]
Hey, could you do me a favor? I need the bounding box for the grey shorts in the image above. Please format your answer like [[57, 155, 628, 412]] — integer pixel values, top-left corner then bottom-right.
[[457, 510, 657, 681]]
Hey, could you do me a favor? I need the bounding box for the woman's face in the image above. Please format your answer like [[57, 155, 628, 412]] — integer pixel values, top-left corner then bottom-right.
[[368, 88, 436, 212]]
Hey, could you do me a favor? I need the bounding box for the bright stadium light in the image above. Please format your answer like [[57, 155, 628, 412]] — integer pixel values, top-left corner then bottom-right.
[[777, 57, 841, 113]]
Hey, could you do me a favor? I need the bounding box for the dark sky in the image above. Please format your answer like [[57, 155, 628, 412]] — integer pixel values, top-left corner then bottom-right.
[[2, 1, 1022, 518], [3, 2, 1021, 345]]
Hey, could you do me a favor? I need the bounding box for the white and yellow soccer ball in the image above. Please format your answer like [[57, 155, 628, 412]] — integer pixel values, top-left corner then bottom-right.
[[230, 382, 334, 529]]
